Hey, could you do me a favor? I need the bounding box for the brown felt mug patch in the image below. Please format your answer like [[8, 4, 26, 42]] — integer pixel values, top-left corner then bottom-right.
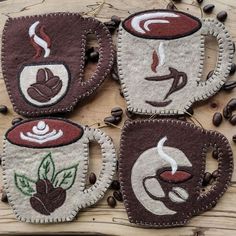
[[119, 119, 233, 227], [117, 9, 234, 115], [1, 13, 114, 117], [2, 118, 117, 223]]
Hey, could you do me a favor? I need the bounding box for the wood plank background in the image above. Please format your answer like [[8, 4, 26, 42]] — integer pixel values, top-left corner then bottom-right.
[[0, 0, 236, 235]]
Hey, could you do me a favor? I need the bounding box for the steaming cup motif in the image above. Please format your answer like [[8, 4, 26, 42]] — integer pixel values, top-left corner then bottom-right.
[[118, 10, 234, 115], [2, 118, 116, 223], [2, 13, 114, 117], [119, 119, 233, 227]]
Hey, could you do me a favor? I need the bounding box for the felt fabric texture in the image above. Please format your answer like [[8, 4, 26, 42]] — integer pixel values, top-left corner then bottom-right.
[[1, 13, 114, 117], [119, 119, 233, 228], [2, 118, 117, 223], [117, 10, 234, 115]]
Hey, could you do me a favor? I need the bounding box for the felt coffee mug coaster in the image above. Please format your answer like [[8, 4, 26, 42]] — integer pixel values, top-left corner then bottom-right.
[[2, 118, 116, 223], [117, 10, 234, 115], [1, 13, 114, 117], [119, 119, 233, 228]]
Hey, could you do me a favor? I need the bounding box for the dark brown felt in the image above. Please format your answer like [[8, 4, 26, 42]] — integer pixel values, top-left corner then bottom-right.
[[1, 13, 114, 117], [119, 119, 233, 228]]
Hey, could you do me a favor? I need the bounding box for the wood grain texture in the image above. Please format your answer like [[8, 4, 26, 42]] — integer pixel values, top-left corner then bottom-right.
[[0, 0, 236, 235]]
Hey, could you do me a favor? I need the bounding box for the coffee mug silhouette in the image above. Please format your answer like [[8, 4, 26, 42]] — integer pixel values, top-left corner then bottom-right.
[[2, 118, 116, 223], [2, 13, 114, 117], [119, 119, 233, 227], [117, 10, 234, 115]]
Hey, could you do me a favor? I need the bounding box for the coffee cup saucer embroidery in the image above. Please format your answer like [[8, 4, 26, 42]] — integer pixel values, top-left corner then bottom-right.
[[1, 13, 114, 117], [119, 119, 233, 227], [2, 118, 117, 223], [117, 9, 234, 115]]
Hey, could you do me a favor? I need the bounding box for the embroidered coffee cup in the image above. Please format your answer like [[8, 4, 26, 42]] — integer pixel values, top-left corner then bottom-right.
[[2, 118, 116, 223], [119, 119, 233, 227], [2, 13, 114, 117], [117, 10, 234, 115]]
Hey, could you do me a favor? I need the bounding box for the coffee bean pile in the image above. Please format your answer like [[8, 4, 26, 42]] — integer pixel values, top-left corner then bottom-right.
[[104, 107, 123, 126], [107, 180, 123, 208]]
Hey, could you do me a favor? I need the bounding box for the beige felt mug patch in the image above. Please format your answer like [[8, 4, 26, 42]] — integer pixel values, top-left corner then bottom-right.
[[117, 9, 234, 115], [2, 118, 116, 223], [119, 119, 233, 227], [1, 13, 114, 117]]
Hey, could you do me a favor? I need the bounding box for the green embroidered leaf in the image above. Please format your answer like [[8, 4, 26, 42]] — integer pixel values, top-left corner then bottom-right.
[[14, 173, 36, 196], [53, 164, 78, 190], [38, 153, 55, 181]]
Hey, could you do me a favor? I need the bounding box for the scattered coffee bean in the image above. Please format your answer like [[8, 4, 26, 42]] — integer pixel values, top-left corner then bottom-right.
[[111, 107, 123, 117], [186, 107, 194, 116], [166, 2, 177, 10], [104, 116, 121, 125], [86, 47, 94, 56], [206, 70, 214, 80], [0, 105, 8, 114], [222, 80, 236, 91], [89, 172, 97, 185], [202, 172, 212, 186], [12, 117, 23, 125], [107, 196, 116, 208], [111, 15, 121, 27], [230, 63, 236, 75], [126, 109, 135, 119], [104, 20, 117, 33], [110, 180, 120, 190], [223, 106, 232, 119], [229, 114, 236, 125], [113, 190, 123, 202], [227, 98, 236, 110], [119, 88, 124, 97], [203, 4, 215, 14], [212, 150, 218, 159], [217, 11, 227, 22], [89, 51, 99, 62], [1, 191, 8, 203], [233, 134, 236, 143], [212, 112, 222, 127], [111, 71, 120, 82], [212, 170, 219, 179], [197, 0, 203, 4]]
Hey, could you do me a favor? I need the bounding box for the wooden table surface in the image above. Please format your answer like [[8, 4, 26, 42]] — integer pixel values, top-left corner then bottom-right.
[[0, 0, 236, 235]]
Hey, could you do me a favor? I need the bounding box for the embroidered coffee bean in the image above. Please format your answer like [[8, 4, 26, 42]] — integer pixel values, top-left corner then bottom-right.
[[202, 172, 212, 186], [212, 112, 223, 127], [222, 81, 236, 91], [212, 170, 219, 179], [107, 196, 116, 208], [113, 190, 123, 202], [89, 172, 97, 185], [111, 107, 123, 117], [1, 191, 8, 203], [12, 117, 23, 126], [110, 180, 120, 190], [223, 106, 232, 119], [111, 15, 121, 27], [0, 105, 8, 114], [233, 134, 236, 143], [217, 11, 228, 22], [206, 70, 214, 80], [229, 115, 236, 125], [229, 63, 236, 75], [203, 4, 215, 14]]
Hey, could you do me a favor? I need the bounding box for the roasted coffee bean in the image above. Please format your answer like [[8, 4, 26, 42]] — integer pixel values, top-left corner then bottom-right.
[[126, 109, 135, 119], [212, 170, 219, 178], [12, 117, 23, 126], [203, 4, 215, 14], [223, 106, 232, 119], [113, 190, 123, 202], [212, 112, 223, 127], [230, 63, 236, 75], [119, 88, 124, 97], [0, 105, 8, 114], [166, 2, 177, 10], [111, 15, 121, 26], [186, 107, 194, 116], [197, 0, 203, 4], [217, 11, 227, 22], [227, 98, 236, 110], [107, 196, 116, 208], [1, 191, 8, 203], [233, 134, 236, 143], [104, 21, 117, 33], [111, 71, 120, 82], [229, 114, 236, 125], [89, 51, 99, 62], [104, 116, 121, 125], [89, 172, 97, 185], [212, 150, 218, 159], [222, 81, 236, 91], [206, 70, 214, 80], [202, 172, 212, 186], [110, 180, 120, 190], [111, 107, 123, 117]]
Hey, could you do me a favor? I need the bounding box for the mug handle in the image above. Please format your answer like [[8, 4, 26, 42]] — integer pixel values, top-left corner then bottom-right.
[[194, 19, 234, 101], [80, 126, 117, 208], [196, 131, 233, 213], [79, 17, 114, 95]]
